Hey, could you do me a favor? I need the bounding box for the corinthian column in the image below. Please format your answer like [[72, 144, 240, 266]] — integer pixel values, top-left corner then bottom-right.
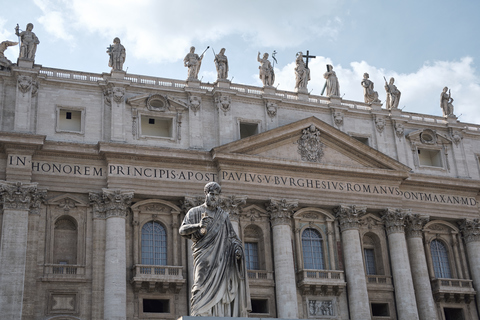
[[90, 189, 133, 320], [266, 199, 298, 319], [459, 219, 480, 315], [0, 181, 44, 320], [333, 205, 370, 320], [382, 209, 419, 320], [405, 214, 438, 320]]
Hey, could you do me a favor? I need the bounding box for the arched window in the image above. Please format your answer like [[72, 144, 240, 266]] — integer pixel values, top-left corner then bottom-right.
[[53, 216, 77, 264], [302, 228, 325, 270], [141, 221, 167, 265], [431, 239, 452, 278]]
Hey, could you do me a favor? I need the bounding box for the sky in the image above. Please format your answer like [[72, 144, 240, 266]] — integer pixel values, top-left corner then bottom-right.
[[2, 0, 480, 124]]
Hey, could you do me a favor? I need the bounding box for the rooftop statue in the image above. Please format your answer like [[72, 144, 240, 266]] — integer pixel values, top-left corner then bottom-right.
[[107, 37, 126, 71], [0, 40, 18, 69], [179, 182, 251, 317], [184, 46, 205, 81], [361, 73, 380, 104], [295, 52, 310, 92], [214, 48, 229, 80], [15, 23, 39, 61], [384, 77, 401, 110], [323, 64, 340, 97], [257, 52, 275, 86], [440, 87, 455, 118]]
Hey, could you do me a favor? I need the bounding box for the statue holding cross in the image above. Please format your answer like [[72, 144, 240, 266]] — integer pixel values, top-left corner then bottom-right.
[[295, 51, 315, 92]]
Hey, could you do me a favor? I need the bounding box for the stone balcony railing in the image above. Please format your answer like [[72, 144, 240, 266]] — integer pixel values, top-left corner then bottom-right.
[[431, 278, 476, 303], [247, 270, 275, 287], [296, 269, 346, 296], [131, 264, 185, 293], [366, 275, 393, 286], [41, 264, 87, 282]]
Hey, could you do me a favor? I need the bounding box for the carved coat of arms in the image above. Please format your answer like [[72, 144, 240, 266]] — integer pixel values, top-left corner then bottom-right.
[[297, 125, 324, 162]]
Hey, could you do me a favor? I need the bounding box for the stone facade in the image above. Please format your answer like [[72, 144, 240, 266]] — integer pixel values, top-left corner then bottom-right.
[[0, 60, 480, 320]]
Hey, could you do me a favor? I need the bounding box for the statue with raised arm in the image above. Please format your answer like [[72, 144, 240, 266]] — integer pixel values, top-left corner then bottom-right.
[[295, 52, 310, 91], [384, 77, 401, 110], [361, 73, 380, 103], [257, 52, 275, 86], [15, 23, 40, 60], [323, 64, 340, 97], [184, 46, 204, 80], [0, 40, 18, 69], [440, 86, 455, 117], [214, 48, 229, 80], [179, 182, 251, 317], [107, 37, 126, 71]]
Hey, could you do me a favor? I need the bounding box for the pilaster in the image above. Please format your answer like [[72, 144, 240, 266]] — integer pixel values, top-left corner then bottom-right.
[[381, 208, 419, 320], [90, 189, 133, 320], [265, 199, 298, 319], [459, 219, 480, 316], [333, 204, 370, 320]]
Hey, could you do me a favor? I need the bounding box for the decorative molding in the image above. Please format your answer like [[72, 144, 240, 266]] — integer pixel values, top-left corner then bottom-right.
[[333, 205, 366, 231], [359, 215, 383, 230], [0, 181, 45, 212], [265, 199, 298, 227], [112, 87, 125, 104], [458, 219, 480, 243], [17, 75, 32, 96], [89, 189, 133, 219], [265, 100, 277, 119], [394, 122, 404, 138], [218, 195, 247, 223], [215, 93, 231, 115], [381, 208, 407, 235], [188, 95, 201, 115], [308, 299, 334, 317], [405, 213, 429, 238], [146, 94, 168, 112], [297, 125, 324, 162], [333, 111, 343, 127], [375, 116, 385, 133]]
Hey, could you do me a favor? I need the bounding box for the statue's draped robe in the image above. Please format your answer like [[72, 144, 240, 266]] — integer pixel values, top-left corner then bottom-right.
[[181, 205, 251, 317], [324, 71, 340, 96]]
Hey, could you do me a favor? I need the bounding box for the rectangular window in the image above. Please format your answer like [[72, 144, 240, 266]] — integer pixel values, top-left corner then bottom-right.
[[240, 123, 258, 139], [143, 299, 170, 313], [57, 109, 82, 132], [364, 248, 377, 275], [245, 242, 259, 270], [251, 299, 269, 314], [418, 149, 443, 167], [141, 115, 172, 138], [371, 303, 389, 317]]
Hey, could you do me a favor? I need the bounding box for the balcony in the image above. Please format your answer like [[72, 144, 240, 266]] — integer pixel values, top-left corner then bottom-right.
[[247, 270, 275, 287], [431, 278, 476, 303], [131, 265, 185, 293], [366, 275, 394, 292], [296, 269, 346, 296], [41, 264, 87, 282]]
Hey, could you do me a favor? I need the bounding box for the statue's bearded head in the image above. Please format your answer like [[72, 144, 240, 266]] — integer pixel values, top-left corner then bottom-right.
[[204, 182, 221, 208]]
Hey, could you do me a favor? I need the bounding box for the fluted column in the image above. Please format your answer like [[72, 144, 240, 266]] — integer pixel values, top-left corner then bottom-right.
[[459, 219, 480, 315], [266, 199, 298, 319], [0, 181, 45, 320], [382, 209, 419, 320], [90, 189, 133, 320], [333, 205, 370, 320], [405, 214, 438, 320], [220, 195, 246, 236]]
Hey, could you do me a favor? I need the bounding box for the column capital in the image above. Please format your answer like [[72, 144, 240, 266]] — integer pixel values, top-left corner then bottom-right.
[[458, 219, 480, 243], [181, 195, 204, 214], [219, 195, 247, 223], [333, 204, 366, 231], [266, 199, 298, 227], [90, 189, 133, 219], [0, 181, 46, 212], [381, 208, 408, 235], [405, 213, 429, 238]]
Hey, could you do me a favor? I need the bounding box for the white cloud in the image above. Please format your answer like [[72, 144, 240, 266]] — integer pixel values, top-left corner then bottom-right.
[[0, 18, 19, 62], [34, 0, 74, 42], [275, 56, 480, 124]]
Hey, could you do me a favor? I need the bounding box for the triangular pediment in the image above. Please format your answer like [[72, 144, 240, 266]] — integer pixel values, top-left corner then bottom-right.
[[212, 117, 411, 177], [126, 93, 188, 112], [47, 194, 87, 207]]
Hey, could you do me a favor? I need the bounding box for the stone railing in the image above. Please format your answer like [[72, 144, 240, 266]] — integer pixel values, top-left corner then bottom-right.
[[297, 269, 346, 296], [44, 264, 86, 275], [247, 270, 274, 280], [39, 68, 103, 82], [366, 275, 393, 285], [132, 264, 183, 279], [431, 278, 475, 292], [299, 269, 345, 281]]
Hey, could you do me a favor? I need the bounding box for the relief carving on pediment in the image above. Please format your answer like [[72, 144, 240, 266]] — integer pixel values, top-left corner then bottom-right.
[[297, 125, 324, 162]]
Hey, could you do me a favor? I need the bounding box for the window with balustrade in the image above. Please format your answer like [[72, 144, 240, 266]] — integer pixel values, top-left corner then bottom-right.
[[431, 239, 452, 279], [362, 233, 385, 276], [301, 228, 325, 270], [141, 221, 167, 266], [53, 216, 78, 265]]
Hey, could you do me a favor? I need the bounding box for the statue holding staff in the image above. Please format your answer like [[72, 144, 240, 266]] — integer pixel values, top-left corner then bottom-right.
[[214, 48, 229, 80], [15, 23, 40, 60], [107, 37, 126, 71], [184, 46, 208, 80], [440, 86, 455, 117], [257, 52, 275, 86], [384, 77, 401, 110]]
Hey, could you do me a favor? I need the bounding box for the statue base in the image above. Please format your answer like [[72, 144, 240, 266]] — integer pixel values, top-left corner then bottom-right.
[[262, 86, 276, 95], [186, 79, 201, 88], [17, 59, 34, 69], [370, 101, 383, 111], [214, 79, 231, 88], [110, 69, 126, 80]]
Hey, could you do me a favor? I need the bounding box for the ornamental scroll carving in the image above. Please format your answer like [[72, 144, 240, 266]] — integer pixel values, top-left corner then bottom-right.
[[333, 205, 366, 231], [215, 93, 231, 115], [458, 219, 480, 243], [405, 213, 429, 238], [89, 189, 133, 219], [219, 195, 247, 223], [265, 199, 298, 227], [381, 208, 408, 235], [297, 125, 324, 162]]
